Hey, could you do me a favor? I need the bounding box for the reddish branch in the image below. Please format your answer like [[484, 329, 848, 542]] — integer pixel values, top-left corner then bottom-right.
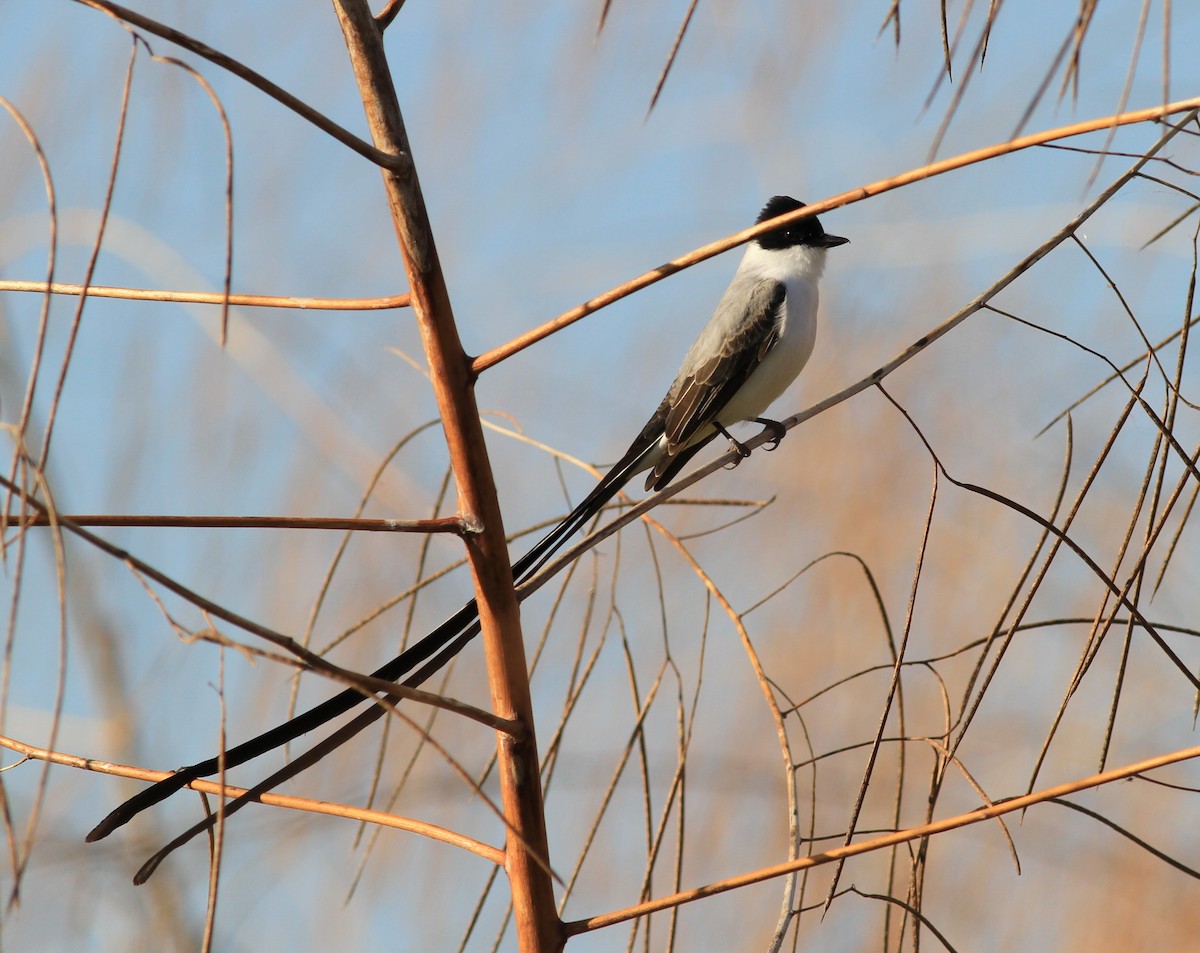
[[330, 3, 561, 950]]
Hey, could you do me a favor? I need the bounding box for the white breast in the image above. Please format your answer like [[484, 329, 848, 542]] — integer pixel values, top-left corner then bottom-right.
[[714, 243, 823, 425]]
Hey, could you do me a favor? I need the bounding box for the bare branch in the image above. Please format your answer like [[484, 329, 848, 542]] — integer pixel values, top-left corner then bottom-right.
[[472, 99, 1200, 374], [0, 280, 411, 310], [563, 744, 1200, 936], [72, 0, 409, 171]]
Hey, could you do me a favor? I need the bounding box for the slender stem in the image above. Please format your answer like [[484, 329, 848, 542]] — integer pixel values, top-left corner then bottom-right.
[[0, 280, 410, 310], [6, 513, 465, 533], [73, 0, 406, 170], [0, 734, 505, 865], [472, 97, 1200, 375], [564, 744, 1200, 936]]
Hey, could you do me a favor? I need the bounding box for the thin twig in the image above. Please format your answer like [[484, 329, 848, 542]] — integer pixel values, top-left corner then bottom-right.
[[6, 513, 467, 533], [0, 280, 410, 310], [0, 734, 504, 864], [472, 98, 1200, 374], [562, 744, 1200, 936], [73, 0, 408, 170]]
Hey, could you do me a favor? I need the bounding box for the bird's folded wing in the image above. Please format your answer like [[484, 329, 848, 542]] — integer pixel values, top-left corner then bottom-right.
[[648, 280, 785, 487]]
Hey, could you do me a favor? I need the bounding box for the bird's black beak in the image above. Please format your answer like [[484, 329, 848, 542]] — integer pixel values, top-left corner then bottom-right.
[[820, 234, 850, 248]]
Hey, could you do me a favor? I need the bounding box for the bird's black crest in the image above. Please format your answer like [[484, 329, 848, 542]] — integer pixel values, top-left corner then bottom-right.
[[755, 195, 848, 251]]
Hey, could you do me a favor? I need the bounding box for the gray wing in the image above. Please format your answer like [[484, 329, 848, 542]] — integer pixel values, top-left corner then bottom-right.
[[645, 279, 786, 490]]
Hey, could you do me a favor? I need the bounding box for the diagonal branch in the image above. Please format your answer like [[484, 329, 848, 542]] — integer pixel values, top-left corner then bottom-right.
[[73, 0, 407, 171], [472, 98, 1200, 375], [562, 744, 1200, 936]]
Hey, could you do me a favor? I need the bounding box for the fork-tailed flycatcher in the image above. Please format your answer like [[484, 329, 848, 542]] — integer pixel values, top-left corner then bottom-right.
[[88, 195, 848, 844]]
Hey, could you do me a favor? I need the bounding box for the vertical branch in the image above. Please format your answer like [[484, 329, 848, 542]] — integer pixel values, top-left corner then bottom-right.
[[330, 3, 560, 951]]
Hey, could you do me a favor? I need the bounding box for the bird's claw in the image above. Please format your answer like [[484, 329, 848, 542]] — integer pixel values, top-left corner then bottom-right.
[[751, 417, 787, 451], [714, 421, 752, 465]]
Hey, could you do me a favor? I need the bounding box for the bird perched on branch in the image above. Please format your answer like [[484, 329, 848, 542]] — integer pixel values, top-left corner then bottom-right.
[[88, 195, 849, 863]]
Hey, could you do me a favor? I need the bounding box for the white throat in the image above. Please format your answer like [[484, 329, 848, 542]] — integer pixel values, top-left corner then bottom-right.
[[739, 240, 829, 284]]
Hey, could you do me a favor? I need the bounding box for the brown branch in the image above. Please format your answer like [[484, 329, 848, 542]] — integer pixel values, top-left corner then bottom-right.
[[0, 473, 497, 721], [562, 744, 1200, 936], [0, 280, 410, 310], [6, 513, 466, 533], [0, 735, 504, 865], [72, 0, 408, 171], [375, 0, 406, 29], [145, 53, 234, 344], [330, 3, 560, 950], [472, 97, 1200, 375], [510, 125, 1192, 632], [645, 0, 699, 117], [36, 35, 133, 468], [644, 516, 804, 946]]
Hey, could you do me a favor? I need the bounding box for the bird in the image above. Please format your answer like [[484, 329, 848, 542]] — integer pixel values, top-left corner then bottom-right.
[[88, 195, 848, 844]]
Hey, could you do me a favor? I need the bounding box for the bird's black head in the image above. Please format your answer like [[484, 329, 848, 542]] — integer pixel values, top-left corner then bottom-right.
[[755, 195, 849, 251]]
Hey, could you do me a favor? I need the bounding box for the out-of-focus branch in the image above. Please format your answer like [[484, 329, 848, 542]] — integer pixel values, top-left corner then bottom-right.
[[330, 3, 560, 951], [0, 280, 410, 311], [0, 473, 460, 694]]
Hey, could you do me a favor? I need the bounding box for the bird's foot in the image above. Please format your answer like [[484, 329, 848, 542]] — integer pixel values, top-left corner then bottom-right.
[[713, 422, 752, 468], [750, 417, 787, 451]]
